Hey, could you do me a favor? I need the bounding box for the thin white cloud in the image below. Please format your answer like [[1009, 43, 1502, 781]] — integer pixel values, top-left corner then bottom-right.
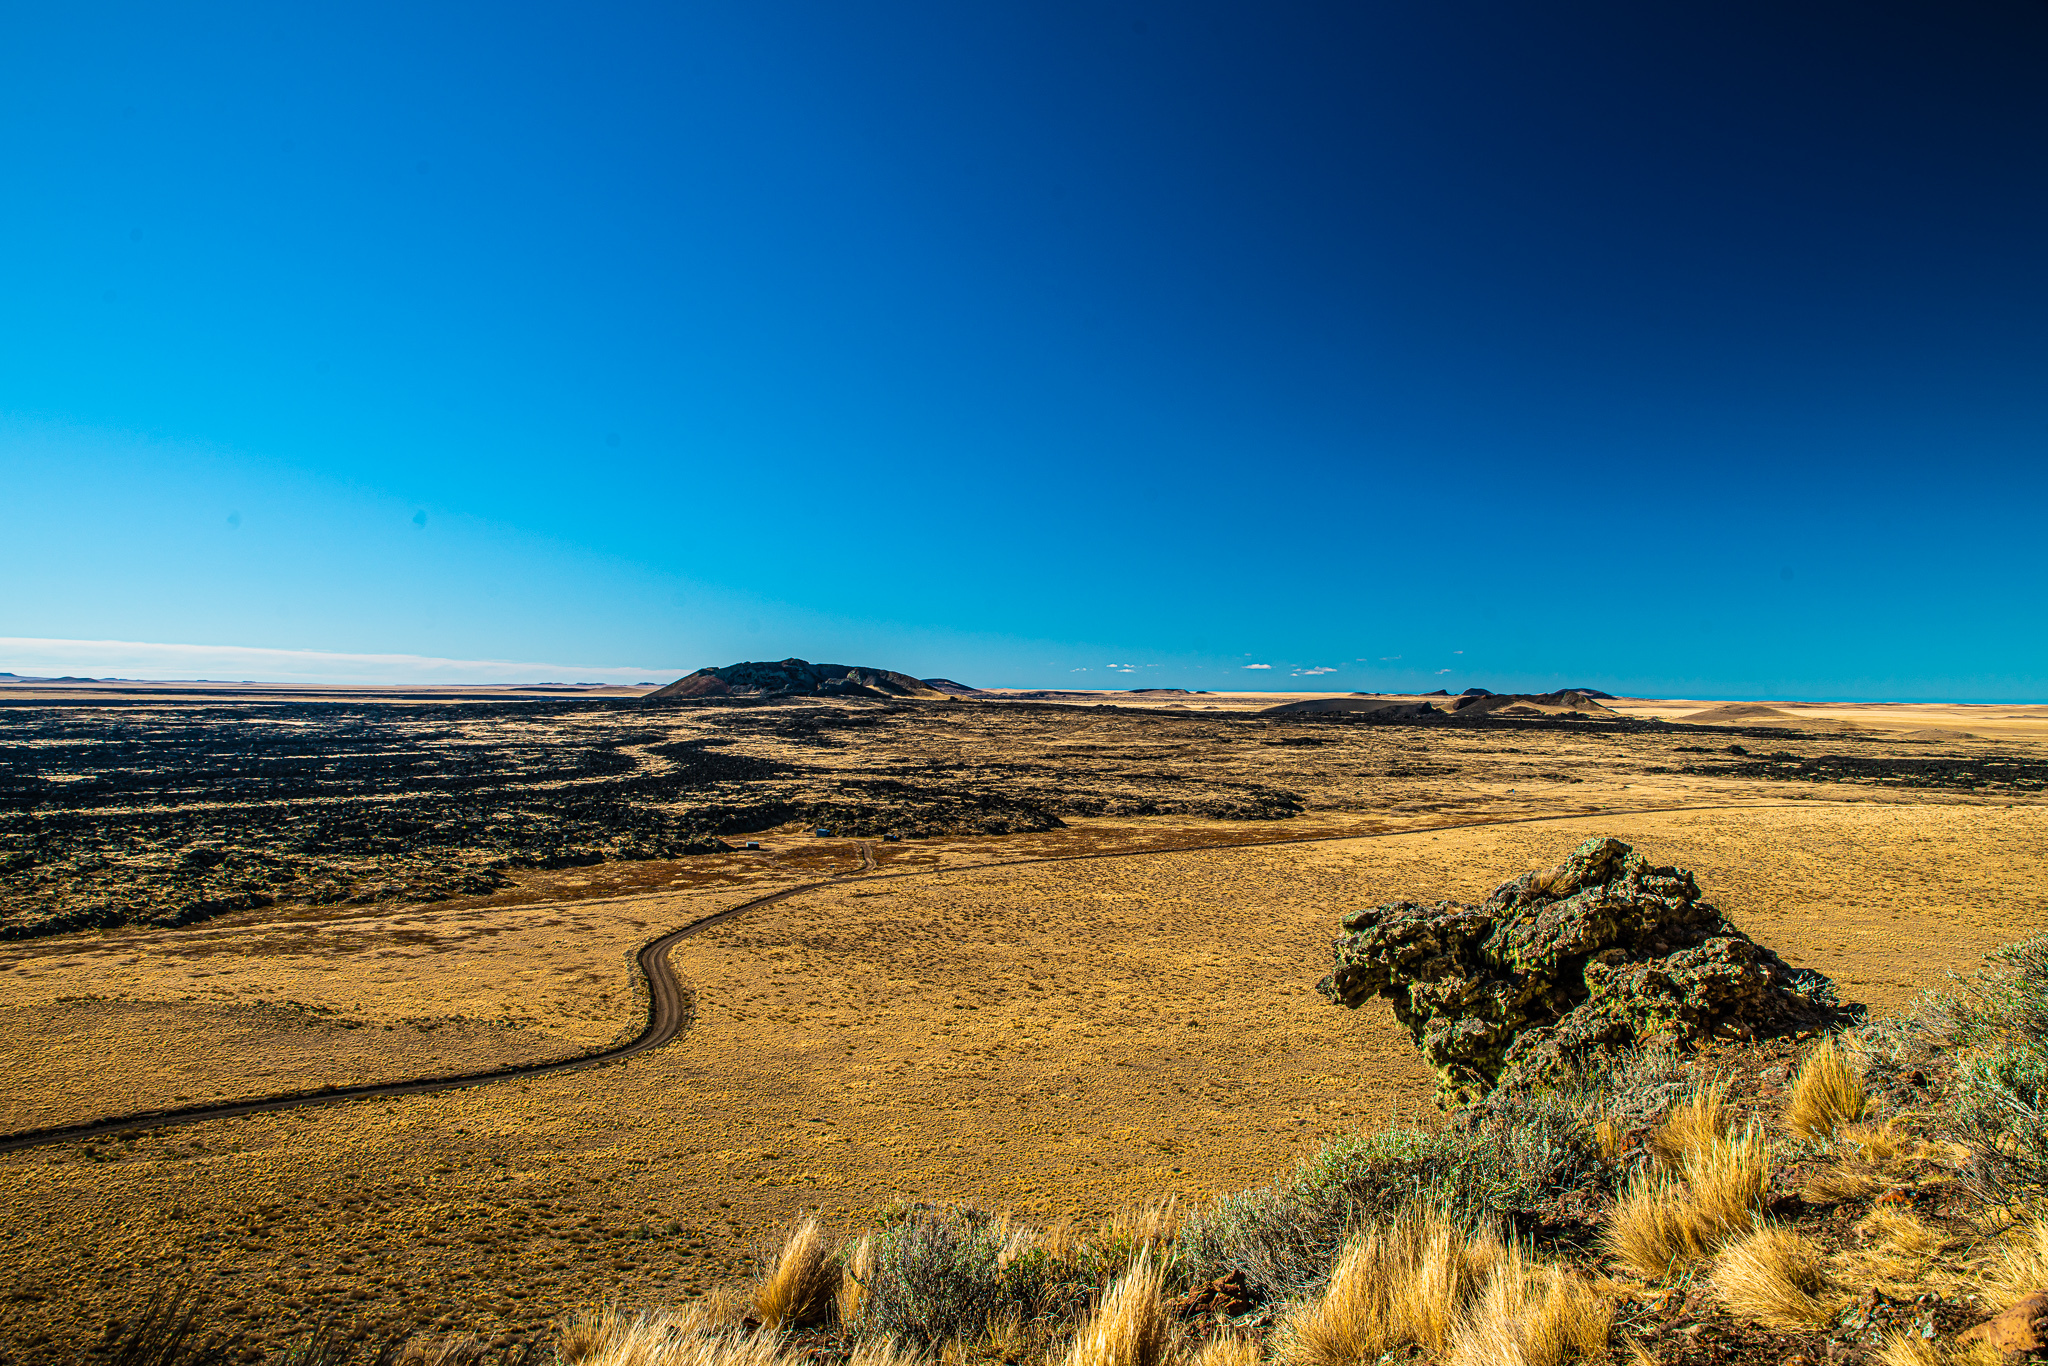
[[1378, 655, 1402, 662], [0, 637, 679, 686], [1301, 666, 1337, 675], [1436, 668, 1452, 674], [1244, 663, 1272, 669]]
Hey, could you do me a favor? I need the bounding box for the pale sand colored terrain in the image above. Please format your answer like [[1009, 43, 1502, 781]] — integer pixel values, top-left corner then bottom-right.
[[1, 801, 2043, 1358], [1599, 696, 2048, 743]]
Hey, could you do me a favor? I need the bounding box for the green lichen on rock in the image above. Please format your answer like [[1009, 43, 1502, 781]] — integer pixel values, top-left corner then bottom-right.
[[1317, 836, 1852, 1106]]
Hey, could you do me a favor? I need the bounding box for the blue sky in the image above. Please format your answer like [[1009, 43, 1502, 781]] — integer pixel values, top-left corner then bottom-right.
[[4, 2, 2046, 696]]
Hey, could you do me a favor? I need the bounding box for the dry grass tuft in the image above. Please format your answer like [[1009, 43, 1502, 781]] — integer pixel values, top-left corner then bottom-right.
[[1606, 1124, 1771, 1279], [1803, 1121, 1927, 1205], [1986, 1217, 2048, 1310], [558, 1310, 793, 1366], [755, 1217, 840, 1330], [1605, 1173, 1702, 1279], [838, 1233, 875, 1330], [1103, 1199, 1182, 1258], [1063, 1255, 1172, 1366], [1875, 1336, 2006, 1366], [1787, 1038, 1867, 1139], [1857, 1205, 1942, 1258], [1875, 1336, 1942, 1366], [1802, 1163, 1888, 1205], [847, 1341, 922, 1366], [1446, 1251, 1613, 1366], [1649, 1080, 1730, 1174], [1277, 1212, 1506, 1366], [1189, 1335, 1262, 1366], [1708, 1226, 1842, 1330]]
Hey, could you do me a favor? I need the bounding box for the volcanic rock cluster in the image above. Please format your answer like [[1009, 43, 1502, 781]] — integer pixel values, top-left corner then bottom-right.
[[1317, 836, 1851, 1105]]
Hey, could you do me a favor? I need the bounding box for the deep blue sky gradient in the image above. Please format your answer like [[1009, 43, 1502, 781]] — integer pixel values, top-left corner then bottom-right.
[[5, 2, 2046, 695]]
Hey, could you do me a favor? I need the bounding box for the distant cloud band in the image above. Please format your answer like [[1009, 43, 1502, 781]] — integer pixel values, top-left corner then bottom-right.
[[0, 637, 675, 686]]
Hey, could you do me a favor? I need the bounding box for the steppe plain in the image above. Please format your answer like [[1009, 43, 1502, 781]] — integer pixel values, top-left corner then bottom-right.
[[2, 680, 2046, 1360]]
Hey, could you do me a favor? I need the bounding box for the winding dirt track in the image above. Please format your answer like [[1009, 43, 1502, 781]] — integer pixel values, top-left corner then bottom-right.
[[0, 805, 1771, 1155]]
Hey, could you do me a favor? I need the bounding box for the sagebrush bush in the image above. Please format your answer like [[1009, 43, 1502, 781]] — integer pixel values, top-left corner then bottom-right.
[[1924, 932, 2048, 1202], [1176, 1098, 1604, 1303], [859, 1207, 1086, 1350]]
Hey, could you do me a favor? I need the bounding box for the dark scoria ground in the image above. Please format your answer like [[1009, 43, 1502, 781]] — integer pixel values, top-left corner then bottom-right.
[[3, 695, 2042, 939]]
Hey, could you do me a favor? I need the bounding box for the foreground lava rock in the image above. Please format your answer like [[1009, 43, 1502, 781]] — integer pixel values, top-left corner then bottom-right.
[[1317, 836, 1851, 1105]]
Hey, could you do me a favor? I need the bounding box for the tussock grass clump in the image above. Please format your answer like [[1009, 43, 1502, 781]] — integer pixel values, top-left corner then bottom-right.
[[1061, 1256, 1172, 1366], [559, 1311, 788, 1366], [1275, 1211, 1506, 1366], [1984, 1217, 2048, 1309], [1648, 1079, 1729, 1174], [837, 1233, 875, 1331], [1605, 1125, 1770, 1278], [1857, 1204, 1942, 1258], [1875, 1335, 2005, 1366], [1787, 1038, 1867, 1139], [1802, 1120, 1928, 1206], [1708, 1226, 1841, 1329], [755, 1217, 839, 1329], [1188, 1336, 1261, 1366], [1446, 1253, 1613, 1366]]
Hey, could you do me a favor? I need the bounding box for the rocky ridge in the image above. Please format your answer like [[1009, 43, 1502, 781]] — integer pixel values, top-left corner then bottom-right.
[[1317, 836, 1851, 1104]]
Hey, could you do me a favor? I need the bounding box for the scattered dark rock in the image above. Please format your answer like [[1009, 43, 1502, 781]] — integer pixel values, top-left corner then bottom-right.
[[1316, 837, 1855, 1105], [1168, 1270, 1253, 1319], [1958, 1291, 2048, 1356]]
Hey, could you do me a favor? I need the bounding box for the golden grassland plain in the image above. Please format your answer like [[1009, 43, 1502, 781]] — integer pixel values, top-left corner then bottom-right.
[[2, 781, 2046, 1359], [0, 802, 2031, 1359]]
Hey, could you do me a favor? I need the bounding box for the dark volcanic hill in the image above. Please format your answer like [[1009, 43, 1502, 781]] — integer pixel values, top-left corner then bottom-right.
[[645, 658, 947, 702]]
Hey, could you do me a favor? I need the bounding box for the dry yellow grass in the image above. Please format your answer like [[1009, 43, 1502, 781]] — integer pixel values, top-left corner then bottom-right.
[[1801, 1120, 1925, 1205], [1986, 1218, 2048, 1310], [1278, 1213, 1506, 1366], [1189, 1335, 1262, 1366], [1857, 1205, 1943, 1258], [1062, 1255, 1172, 1366], [1875, 1336, 2005, 1366], [1787, 1038, 1867, 1139], [1104, 1197, 1182, 1256], [7, 803, 2047, 1356], [1605, 1126, 1770, 1278], [754, 1217, 838, 1329], [1446, 1252, 1613, 1366], [1648, 1079, 1730, 1174], [847, 1343, 922, 1366], [837, 1233, 875, 1330], [1708, 1226, 1841, 1329], [559, 1307, 791, 1366]]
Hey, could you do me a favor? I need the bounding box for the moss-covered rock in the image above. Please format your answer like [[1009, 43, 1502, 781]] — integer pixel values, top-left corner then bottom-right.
[[1316, 836, 1851, 1105]]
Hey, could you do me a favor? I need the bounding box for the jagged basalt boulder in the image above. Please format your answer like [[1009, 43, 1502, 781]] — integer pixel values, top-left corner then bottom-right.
[[1317, 837, 1851, 1105]]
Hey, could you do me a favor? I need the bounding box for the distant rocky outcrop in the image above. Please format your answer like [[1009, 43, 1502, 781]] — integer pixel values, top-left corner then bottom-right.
[[1316, 837, 1852, 1106], [1445, 690, 1616, 716], [645, 659, 947, 702], [919, 678, 987, 697]]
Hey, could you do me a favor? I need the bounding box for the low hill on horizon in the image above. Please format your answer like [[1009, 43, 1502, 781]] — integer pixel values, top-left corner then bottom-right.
[[644, 658, 949, 701]]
